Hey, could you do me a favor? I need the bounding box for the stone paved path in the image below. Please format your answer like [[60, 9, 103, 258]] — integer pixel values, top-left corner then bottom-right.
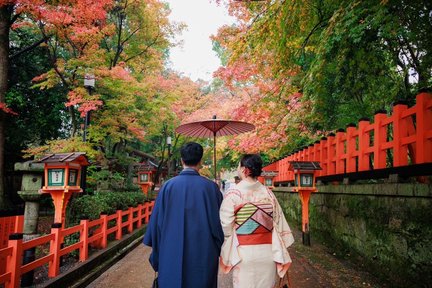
[[87, 229, 387, 288]]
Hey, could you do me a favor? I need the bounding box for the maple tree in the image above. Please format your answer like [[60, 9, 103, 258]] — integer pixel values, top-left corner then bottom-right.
[[0, 0, 113, 208], [210, 23, 311, 158], [0, 0, 182, 208], [210, 0, 431, 162]]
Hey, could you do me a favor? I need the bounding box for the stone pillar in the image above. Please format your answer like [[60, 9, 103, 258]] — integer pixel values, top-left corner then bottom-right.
[[15, 161, 44, 287], [14, 161, 44, 235]]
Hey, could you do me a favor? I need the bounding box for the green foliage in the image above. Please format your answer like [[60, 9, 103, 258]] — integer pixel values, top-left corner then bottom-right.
[[302, 0, 407, 131], [217, 0, 432, 159], [297, 0, 431, 132], [63, 232, 81, 258], [5, 32, 68, 170], [68, 191, 147, 223]]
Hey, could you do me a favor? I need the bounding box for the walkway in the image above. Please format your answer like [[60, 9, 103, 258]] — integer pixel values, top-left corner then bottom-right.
[[87, 229, 386, 288]]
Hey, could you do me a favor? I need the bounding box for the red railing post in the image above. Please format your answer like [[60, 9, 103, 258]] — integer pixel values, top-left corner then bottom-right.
[[306, 146, 312, 161], [128, 207, 134, 233], [100, 214, 108, 249], [142, 203, 148, 225], [327, 133, 336, 175], [415, 92, 432, 163], [79, 220, 89, 262], [14, 216, 23, 234], [116, 210, 123, 240], [146, 202, 154, 223], [320, 137, 328, 176], [373, 111, 388, 169], [6, 233, 23, 288], [313, 142, 321, 176], [346, 124, 357, 173], [137, 205, 143, 228], [48, 223, 62, 278], [287, 156, 293, 181], [335, 129, 345, 174], [144, 203, 150, 224], [358, 118, 371, 171], [393, 103, 409, 166]]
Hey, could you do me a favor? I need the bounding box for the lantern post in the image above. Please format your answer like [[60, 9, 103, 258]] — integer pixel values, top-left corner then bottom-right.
[[259, 171, 278, 189], [167, 136, 172, 178], [137, 171, 153, 196], [288, 161, 322, 246]]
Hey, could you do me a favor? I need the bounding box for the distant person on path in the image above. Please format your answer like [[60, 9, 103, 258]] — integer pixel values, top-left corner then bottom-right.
[[234, 176, 241, 185], [143, 142, 224, 288], [219, 154, 294, 288]]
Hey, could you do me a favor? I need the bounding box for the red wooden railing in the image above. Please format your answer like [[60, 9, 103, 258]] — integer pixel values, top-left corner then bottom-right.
[[0, 201, 154, 288], [263, 92, 432, 183], [0, 215, 23, 277]]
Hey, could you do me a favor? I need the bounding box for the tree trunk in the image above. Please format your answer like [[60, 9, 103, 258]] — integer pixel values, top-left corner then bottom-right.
[[0, 5, 12, 210]]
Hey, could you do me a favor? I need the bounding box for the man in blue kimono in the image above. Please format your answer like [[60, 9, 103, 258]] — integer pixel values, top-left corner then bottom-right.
[[143, 142, 224, 288]]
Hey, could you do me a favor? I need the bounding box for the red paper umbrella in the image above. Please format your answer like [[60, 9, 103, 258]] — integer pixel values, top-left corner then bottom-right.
[[175, 116, 255, 178]]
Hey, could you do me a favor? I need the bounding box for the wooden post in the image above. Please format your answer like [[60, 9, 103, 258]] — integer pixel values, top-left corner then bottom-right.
[[393, 103, 409, 166], [373, 111, 388, 169], [128, 207, 133, 233], [314, 143, 321, 177], [358, 119, 371, 171], [101, 214, 108, 249], [327, 134, 336, 175], [346, 124, 357, 173], [49, 191, 72, 228], [335, 129, 345, 174], [298, 191, 312, 246], [415, 92, 432, 163], [320, 138, 328, 176], [6, 233, 23, 288], [145, 203, 150, 223], [137, 204, 143, 228], [48, 223, 62, 278], [79, 220, 89, 262], [116, 210, 122, 240]]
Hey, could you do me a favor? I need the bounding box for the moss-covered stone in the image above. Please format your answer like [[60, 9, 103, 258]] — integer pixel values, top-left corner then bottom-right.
[[273, 183, 432, 287]]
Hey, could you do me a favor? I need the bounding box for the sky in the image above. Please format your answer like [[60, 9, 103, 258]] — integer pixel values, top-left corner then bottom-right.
[[164, 0, 235, 82]]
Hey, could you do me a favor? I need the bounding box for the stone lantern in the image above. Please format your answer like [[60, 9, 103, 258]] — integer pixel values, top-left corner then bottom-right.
[[15, 161, 44, 235]]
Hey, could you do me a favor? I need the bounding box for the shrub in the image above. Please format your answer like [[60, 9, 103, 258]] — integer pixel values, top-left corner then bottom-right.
[[68, 191, 147, 224]]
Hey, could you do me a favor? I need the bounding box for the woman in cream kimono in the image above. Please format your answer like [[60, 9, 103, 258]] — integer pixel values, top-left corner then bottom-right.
[[220, 154, 294, 288]]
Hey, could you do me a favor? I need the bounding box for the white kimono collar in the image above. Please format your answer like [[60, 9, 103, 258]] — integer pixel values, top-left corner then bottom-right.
[[237, 180, 262, 190]]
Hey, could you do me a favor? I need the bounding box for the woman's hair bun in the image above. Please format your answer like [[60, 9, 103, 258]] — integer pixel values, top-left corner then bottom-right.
[[240, 154, 263, 178]]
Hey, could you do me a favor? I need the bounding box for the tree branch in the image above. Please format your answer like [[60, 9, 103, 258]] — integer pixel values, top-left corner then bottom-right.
[[123, 34, 163, 63], [300, 17, 330, 52], [9, 36, 49, 59], [121, 27, 140, 46]]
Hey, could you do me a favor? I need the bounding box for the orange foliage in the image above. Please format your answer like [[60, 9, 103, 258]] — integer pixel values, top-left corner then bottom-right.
[[0, 102, 18, 115], [207, 0, 313, 156]]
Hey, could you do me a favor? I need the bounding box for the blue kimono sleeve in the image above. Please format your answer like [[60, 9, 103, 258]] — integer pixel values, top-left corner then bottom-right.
[[210, 185, 224, 249], [143, 185, 165, 271]]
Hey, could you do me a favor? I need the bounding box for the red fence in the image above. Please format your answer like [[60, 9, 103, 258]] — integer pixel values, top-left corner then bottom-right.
[[0, 201, 154, 288], [0, 215, 24, 278], [264, 92, 432, 183]]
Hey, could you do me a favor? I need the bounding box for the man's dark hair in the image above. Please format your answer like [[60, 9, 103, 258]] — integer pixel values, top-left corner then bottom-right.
[[180, 142, 204, 166]]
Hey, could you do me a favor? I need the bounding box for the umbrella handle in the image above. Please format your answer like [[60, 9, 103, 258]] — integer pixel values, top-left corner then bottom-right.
[[214, 132, 217, 180]]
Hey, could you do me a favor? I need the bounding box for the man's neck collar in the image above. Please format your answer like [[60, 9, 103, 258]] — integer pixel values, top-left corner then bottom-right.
[[183, 166, 199, 172]]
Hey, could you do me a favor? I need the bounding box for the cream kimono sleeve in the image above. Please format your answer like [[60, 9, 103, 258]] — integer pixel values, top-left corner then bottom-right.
[[271, 194, 295, 277], [219, 188, 242, 273]]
